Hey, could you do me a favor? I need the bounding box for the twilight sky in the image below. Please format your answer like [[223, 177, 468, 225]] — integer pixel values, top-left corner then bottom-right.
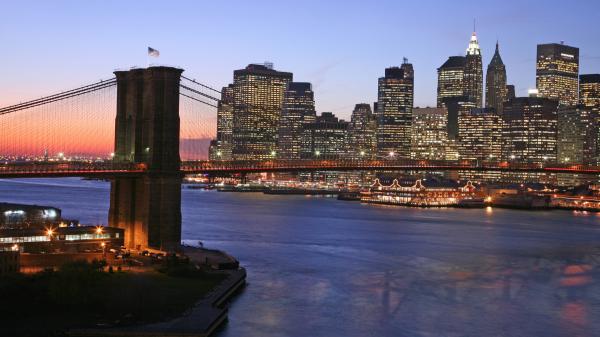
[[1, 0, 600, 120]]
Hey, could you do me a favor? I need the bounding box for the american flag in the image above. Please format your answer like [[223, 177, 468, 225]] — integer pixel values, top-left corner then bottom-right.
[[148, 47, 160, 57]]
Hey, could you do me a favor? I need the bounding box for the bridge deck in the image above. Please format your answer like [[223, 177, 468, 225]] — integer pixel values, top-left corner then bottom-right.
[[0, 160, 598, 178]]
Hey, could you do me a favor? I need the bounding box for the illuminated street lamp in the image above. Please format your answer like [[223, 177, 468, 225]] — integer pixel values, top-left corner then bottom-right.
[[359, 150, 365, 157], [96, 226, 104, 235], [315, 150, 321, 157], [216, 151, 222, 157], [45, 227, 55, 237], [270, 150, 277, 157], [388, 151, 395, 158]]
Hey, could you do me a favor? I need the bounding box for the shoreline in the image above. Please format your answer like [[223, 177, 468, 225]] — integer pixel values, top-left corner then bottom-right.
[[70, 247, 246, 337]]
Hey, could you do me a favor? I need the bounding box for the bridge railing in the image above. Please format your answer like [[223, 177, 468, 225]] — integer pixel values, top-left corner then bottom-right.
[[0, 161, 144, 175], [180, 159, 600, 173]]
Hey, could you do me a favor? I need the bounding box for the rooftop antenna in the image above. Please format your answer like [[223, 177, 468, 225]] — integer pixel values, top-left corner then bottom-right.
[[473, 18, 476, 33]]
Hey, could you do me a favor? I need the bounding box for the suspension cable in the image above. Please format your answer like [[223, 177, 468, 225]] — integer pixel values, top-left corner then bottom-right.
[[181, 75, 222, 94], [0, 79, 117, 115]]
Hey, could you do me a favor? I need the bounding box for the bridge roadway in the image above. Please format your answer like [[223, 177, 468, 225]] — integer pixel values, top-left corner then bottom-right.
[[0, 159, 599, 178]]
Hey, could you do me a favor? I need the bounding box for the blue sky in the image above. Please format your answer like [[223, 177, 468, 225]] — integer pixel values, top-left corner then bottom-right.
[[1, 0, 599, 119]]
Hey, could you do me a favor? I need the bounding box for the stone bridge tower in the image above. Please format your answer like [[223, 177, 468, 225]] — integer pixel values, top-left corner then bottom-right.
[[108, 66, 183, 252]]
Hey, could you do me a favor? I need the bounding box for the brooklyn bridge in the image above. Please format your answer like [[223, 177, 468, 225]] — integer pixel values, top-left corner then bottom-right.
[[1, 66, 598, 251]]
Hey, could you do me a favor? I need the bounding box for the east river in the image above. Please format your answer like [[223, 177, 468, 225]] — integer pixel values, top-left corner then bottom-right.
[[1, 178, 600, 336]]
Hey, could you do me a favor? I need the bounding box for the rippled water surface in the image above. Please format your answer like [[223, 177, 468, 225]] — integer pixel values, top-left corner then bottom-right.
[[1, 178, 600, 337]]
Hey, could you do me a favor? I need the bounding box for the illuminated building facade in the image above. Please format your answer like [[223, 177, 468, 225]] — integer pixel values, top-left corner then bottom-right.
[[437, 56, 466, 108], [301, 112, 348, 159], [231, 63, 293, 160], [506, 84, 516, 101], [441, 96, 475, 141], [502, 97, 558, 164], [376, 61, 414, 158], [579, 74, 600, 108], [348, 103, 377, 159], [485, 42, 507, 113], [557, 105, 598, 165], [209, 84, 234, 160], [1, 203, 61, 228], [464, 32, 484, 107], [458, 108, 502, 160], [410, 108, 448, 160], [536, 43, 579, 106], [277, 82, 316, 159]]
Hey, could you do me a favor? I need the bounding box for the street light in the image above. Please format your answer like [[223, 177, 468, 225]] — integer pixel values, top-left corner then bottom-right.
[[360, 150, 365, 157], [95, 226, 104, 235], [270, 150, 277, 157], [315, 150, 321, 157]]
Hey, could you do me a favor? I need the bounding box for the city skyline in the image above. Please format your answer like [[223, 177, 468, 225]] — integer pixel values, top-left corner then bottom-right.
[[2, 0, 600, 120]]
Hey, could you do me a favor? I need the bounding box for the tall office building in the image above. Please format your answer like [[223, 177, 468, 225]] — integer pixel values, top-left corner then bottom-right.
[[301, 112, 348, 159], [502, 97, 558, 164], [410, 108, 448, 160], [437, 56, 466, 107], [376, 61, 414, 158], [209, 84, 234, 160], [557, 105, 599, 165], [231, 63, 293, 160], [536, 43, 579, 106], [506, 84, 516, 101], [485, 42, 507, 113], [458, 108, 502, 160], [464, 32, 484, 107], [277, 82, 316, 159], [441, 96, 476, 140], [348, 103, 377, 159], [579, 74, 600, 108]]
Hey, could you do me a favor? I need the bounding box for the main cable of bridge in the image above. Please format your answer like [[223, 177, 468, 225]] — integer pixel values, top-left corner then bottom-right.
[[0, 78, 117, 115]]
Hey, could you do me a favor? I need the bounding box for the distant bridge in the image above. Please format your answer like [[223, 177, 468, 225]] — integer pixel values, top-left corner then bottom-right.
[[1, 159, 598, 178]]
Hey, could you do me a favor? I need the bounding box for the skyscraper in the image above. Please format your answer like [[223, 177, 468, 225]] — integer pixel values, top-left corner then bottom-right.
[[557, 105, 598, 165], [277, 82, 316, 159], [458, 108, 502, 161], [506, 84, 516, 101], [502, 97, 558, 164], [376, 61, 414, 158], [463, 31, 483, 107], [410, 108, 448, 160], [437, 56, 466, 107], [536, 43, 579, 106], [301, 112, 348, 159], [231, 63, 293, 160], [579, 74, 600, 108], [348, 103, 377, 159], [209, 84, 234, 160], [485, 42, 507, 113]]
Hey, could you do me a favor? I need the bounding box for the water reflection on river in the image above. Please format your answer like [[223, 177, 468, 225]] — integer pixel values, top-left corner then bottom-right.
[[1, 178, 599, 336]]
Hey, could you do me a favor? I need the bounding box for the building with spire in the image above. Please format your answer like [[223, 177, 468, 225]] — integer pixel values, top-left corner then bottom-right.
[[463, 31, 483, 107], [485, 42, 507, 113]]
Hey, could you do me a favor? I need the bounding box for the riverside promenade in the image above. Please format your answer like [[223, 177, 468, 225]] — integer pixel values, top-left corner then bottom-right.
[[71, 247, 246, 337]]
